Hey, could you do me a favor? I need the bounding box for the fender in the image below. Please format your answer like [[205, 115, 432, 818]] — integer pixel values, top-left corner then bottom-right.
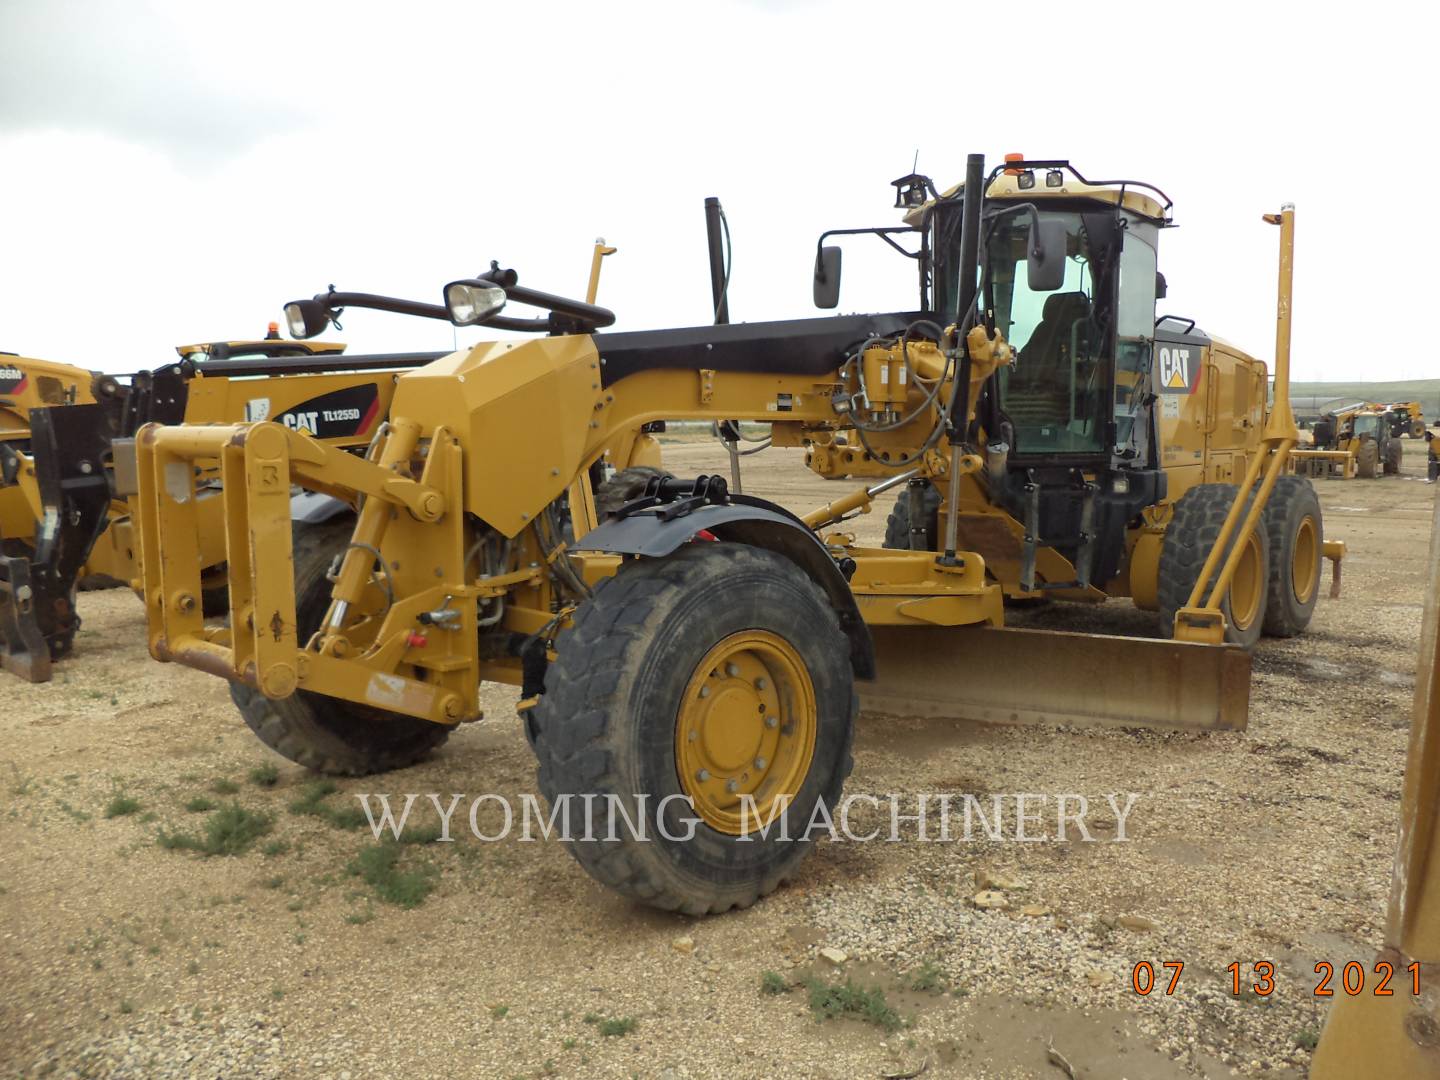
[[577, 492, 875, 680]]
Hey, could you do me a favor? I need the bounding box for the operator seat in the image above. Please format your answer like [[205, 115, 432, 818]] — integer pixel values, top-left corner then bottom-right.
[[1005, 291, 1092, 430]]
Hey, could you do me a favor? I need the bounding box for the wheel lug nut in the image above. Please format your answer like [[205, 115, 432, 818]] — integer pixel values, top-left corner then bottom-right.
[[698, 686, 710, 698], [765, 716, 777, 729], [725, 779, 739, 793], [696, 769, 710, 782], [754, 757, 766, 769], [688, 730, 698, 741], [725, 663, 740, 677], [754, 677, 768, 690]]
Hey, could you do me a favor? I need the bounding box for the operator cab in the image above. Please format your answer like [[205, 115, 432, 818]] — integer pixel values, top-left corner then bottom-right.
[[814, 158, 1175, 592], [960, 164, 1171, 591]]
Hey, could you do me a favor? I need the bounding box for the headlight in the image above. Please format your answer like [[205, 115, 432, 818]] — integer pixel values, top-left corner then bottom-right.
[[444, 282, 507, 326], [283, 299, 330, 340]]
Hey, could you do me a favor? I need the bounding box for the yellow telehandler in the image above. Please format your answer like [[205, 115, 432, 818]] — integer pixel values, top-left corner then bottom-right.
[[132, 153, 1336, 913]]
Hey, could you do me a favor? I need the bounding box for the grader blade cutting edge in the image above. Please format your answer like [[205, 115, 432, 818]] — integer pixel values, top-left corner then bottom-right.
[[861, 625, 1251, 732]]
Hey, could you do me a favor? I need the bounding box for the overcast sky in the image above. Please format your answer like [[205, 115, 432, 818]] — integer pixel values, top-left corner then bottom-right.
[[0, 1, 1432, 383]]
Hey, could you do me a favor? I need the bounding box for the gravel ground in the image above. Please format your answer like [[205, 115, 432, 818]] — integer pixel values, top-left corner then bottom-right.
[[1, 437, 1431, 1079]]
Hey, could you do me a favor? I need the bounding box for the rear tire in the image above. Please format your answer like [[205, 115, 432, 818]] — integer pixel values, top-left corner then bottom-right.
[[1260, 476, 1323, 637], [594, 466, 671, 520], [1157, 484, 1269, 649], [1383, 439, 1402, 475], [882, 483, 940, 550], [1356, 439, 1379, 479], [229, 522, 450, 776], [528, 544, 856, 915]]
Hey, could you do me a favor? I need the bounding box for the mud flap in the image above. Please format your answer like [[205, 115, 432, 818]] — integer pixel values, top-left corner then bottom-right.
[[0, 405, 115, 683], [861, 624, 1250, 732]]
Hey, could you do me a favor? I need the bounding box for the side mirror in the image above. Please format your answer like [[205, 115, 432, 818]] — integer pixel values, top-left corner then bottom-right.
[[1155, 271, 1168, 300], [813, 245, 842, 309], [1026, 218, 1068, 292]]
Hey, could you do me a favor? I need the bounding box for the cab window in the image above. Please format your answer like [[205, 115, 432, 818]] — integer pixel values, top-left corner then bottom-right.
[[987, 211, 1106, 455]]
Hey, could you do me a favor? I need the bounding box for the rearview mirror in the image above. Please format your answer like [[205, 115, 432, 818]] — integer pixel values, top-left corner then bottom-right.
[[1026, 219, 1068, 292], [813, 246, 842, 309], [1155, 271, 1168, 300]]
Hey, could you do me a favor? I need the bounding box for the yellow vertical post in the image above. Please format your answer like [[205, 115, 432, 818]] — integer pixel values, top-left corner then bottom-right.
[[586, 239, 617, 305], [1311, 489, 1440, 1076], [1175, 207, 1301, 640], [1262, 205, 1299, 443]]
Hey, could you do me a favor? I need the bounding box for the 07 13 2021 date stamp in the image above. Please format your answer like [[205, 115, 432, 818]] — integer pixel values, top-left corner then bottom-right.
[[1128, 959, 1424, 998]]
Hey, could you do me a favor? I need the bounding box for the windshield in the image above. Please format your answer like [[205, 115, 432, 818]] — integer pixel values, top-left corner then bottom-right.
[[986, 211, 1107, 454], [1353, 415, 1382, 437]]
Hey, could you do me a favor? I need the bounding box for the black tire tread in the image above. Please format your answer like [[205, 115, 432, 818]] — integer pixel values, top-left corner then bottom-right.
[[1261, 476, 1323, 637], [594, 466, 672, 520], [230, 522, 450, 776], [529, 544, 855, 915], [1383, 439, 1402, 475], [1157, 483, 1268, 649], [1356, 440, 1379, 479], [882, 484, 941, 550]]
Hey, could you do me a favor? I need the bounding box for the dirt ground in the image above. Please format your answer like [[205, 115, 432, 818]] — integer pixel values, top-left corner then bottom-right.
[[2, 436, 1433, 1080]]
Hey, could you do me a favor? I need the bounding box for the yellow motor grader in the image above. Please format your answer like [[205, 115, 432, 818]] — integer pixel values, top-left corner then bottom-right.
[[133, 153, 1334, 913], [0, 332, 452, 680]]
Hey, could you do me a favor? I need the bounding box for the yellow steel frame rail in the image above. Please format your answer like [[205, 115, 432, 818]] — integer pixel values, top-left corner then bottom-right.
[[1174, 206, 1300, 643]]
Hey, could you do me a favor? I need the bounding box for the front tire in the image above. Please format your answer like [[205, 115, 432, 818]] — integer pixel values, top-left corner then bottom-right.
[[1157, 484, 1269, 649], [1260, 476, 1323, 637], [528, 543, 856, 915], [229, 522, 450, 776], [1383, 439, 1402, 475], [1356, 439, 1379, 479]]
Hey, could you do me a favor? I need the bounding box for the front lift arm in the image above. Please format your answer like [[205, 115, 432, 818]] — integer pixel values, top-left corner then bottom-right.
[[136, 419, 496, 725]]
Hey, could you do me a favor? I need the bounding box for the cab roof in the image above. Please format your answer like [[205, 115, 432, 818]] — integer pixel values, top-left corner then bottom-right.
[[903, 165, 1170, 226]]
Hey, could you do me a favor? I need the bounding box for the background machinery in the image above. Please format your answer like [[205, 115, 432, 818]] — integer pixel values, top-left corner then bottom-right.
[[1336, 405, 1404, 478], [0, 334, 451, 681], [1377, 400, 1426, 438], [132, 154, 1335, 913]]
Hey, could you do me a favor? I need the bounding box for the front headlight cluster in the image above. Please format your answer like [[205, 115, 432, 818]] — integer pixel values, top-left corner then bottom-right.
[[443, 282, 507, 326], [284, 300, 330, 340]]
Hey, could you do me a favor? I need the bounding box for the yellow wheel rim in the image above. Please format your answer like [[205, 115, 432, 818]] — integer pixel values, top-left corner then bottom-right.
[[1291, 516, 1319, 605], [1228, 531, 1264, 631], [675, 631, 817, 836]]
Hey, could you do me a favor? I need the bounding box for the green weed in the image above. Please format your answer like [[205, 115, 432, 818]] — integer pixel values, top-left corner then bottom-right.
[[346, 843, 436, 908], [104, 795, 142, 819], [805, 978, 903, 1032]]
